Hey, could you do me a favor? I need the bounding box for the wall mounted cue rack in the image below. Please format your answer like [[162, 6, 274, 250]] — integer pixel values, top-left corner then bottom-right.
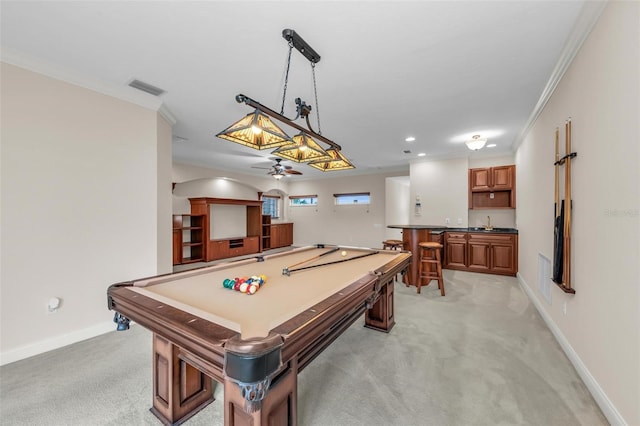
[[552, 118, 577, 294]]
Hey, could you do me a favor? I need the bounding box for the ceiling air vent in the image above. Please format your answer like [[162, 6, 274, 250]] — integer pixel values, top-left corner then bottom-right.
[[128, 79, 165, 96]]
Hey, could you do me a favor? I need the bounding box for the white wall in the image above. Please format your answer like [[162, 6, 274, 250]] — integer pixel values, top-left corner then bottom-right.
[[468, 155, 514, 169], [385, 176, 410, 239], [157, 114, 173, 274], [171, 161, 291, 226], [172, 161, 289, 215], [409, 158, 469, 227], [1, 63, 169, 364], [173, 161, 285, 193], [515, 2, 639, 424], [286, 172, 406, 248], [173, 178, 264, 214]]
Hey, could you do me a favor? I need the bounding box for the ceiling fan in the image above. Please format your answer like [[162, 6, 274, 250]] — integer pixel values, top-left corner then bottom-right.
[[252, 158, 303, 179]]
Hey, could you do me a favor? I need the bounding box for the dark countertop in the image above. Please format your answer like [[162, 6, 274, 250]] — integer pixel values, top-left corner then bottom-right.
[[387, 225, 518, 234], [387, 225, 446, 230]]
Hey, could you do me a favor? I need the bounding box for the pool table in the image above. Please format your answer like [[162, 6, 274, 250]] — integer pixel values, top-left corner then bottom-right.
[[107, 245, 410, 426]]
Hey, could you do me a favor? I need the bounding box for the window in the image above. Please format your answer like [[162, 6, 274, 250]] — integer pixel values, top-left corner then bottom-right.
[[289, 195, 318, 206], [333, 192, 371, 205], [262, 195, 280, 218]]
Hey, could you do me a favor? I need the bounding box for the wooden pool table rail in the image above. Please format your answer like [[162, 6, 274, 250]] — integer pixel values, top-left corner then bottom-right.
[[107, 246, 410, 426]]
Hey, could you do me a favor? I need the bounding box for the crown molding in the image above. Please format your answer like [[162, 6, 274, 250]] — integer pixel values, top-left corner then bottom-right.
[[513, 0, 608, 150], [1, 47, 169, 114], [158, 104, 177, 126]]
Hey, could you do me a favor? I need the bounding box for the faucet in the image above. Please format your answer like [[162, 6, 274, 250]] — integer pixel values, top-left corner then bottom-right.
[[485, 216, 493, 231]]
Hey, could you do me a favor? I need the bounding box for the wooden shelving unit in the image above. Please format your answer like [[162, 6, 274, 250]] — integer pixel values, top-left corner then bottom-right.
[[172, 215, 205, 265], [261, 215, 293, 250], [262, 215, 272, 250]]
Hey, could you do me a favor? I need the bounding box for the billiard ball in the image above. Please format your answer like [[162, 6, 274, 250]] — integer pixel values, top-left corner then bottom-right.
[[341, 250, 347, 257]]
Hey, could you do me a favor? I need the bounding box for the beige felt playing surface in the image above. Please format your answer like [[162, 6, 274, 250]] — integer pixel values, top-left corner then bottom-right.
[[129, 246, 402, 339]]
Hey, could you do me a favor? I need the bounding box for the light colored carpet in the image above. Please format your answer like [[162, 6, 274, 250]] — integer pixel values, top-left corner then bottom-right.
[[0, 270, 607, 425]]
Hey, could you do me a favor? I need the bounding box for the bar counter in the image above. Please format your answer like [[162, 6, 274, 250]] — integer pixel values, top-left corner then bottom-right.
[[387, 225, 445, 287]]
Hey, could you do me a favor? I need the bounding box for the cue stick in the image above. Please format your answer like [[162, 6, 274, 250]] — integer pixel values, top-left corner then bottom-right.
[[555, 127, 560, 218], [282, 247, 340, 276], [563, 119, 572, 290], [286, 250, 379, 274], [552, 128, 564, 284]]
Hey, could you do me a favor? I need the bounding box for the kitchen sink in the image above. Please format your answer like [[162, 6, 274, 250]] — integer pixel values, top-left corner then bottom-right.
[[467, 227, 516, 232]]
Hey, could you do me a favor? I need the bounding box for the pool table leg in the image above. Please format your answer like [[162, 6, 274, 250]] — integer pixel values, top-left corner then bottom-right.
[[224, 359, 298, 426], [364, 279, 395, 332], [150, 334, 214, 425]]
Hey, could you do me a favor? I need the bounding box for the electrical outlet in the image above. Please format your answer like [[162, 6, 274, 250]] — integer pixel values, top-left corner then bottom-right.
[[457, 218, 462, 225], [445, 218, 450, 224], [562, 301, 567, 316]]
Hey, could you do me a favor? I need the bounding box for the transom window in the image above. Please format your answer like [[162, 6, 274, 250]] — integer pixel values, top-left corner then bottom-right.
[[333, 192, 371, 205], [289, 195, 318, 206]]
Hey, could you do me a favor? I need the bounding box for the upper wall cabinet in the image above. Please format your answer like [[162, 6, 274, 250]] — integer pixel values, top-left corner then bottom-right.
[[469, 165, 514, 191], [469, 165, 516, 209]]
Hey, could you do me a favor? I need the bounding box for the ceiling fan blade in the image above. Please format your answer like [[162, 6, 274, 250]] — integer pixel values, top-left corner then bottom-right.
[[252, 157, 301, 176]]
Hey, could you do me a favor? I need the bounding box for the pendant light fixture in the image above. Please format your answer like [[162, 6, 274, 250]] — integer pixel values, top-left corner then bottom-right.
[[216, 109, 293, 149], [216, 29, 354, 172], [272, 132, 331, 163], [308, 148, 355, 171]]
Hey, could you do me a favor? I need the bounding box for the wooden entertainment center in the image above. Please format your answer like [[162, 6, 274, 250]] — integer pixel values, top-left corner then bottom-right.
[[189, 197, 262, 262], [172, 197, 294, 265]]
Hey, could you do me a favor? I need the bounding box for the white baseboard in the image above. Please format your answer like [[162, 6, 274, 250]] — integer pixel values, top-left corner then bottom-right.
[[516, 273, 627, 426], [0, 320, 115, 366]]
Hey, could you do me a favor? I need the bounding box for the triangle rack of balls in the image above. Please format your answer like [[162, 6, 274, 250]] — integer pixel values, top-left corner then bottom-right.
[[222, 275, 267, 295]]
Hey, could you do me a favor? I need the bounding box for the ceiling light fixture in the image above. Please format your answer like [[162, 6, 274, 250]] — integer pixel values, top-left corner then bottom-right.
[[308, 148, 354, 172], [216, 29, 354, 171], [465, 135, 487, 151], [216, 109, 292, 149], [271, 131, 331, 163], [405, 136, 416, 142]]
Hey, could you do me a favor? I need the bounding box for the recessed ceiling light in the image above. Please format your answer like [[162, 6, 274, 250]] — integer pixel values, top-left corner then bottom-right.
[[487, 144, 497, 148], [417, 153, 426, 157], [405, 137, 416, 142]]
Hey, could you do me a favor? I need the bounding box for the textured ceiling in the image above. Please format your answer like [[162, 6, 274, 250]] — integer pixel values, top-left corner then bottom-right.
[[1, 1, 590, 179]]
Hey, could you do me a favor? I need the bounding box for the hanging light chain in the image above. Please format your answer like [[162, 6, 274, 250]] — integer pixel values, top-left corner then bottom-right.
[[280, 42, 294, 115], [311, 62, 322, 135]]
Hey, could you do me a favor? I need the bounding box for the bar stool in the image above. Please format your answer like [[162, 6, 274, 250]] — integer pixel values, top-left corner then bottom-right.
[[382, 239, 403, 250], [417, 242, 445, 296]]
